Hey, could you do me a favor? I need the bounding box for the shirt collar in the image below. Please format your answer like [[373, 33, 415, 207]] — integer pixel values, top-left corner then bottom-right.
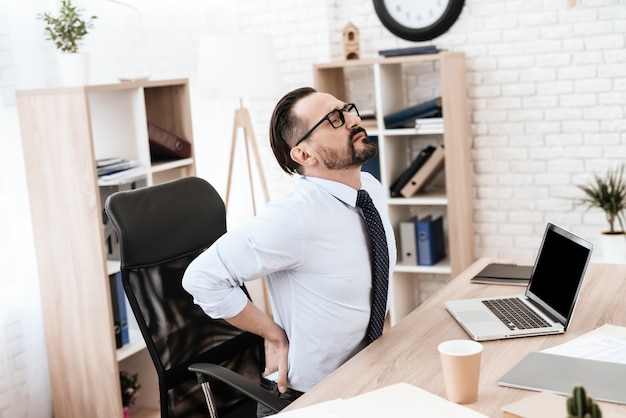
[[303, 176, 358, 208]]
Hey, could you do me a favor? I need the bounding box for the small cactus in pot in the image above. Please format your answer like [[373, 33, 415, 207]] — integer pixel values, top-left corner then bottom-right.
[[567, 385, 602, 418]]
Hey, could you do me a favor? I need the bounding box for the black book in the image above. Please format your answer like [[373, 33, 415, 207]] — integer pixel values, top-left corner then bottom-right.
[[470, 263, 533, 286], [379, 45, 440, 57], [389, 145, 436, 197]]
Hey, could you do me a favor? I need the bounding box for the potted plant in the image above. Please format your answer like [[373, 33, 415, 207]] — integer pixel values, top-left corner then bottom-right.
[[120, 370, 141, 417], [37, 0, 96, 85], [567, 385, 602, 418], [577, 163, 626, 261]]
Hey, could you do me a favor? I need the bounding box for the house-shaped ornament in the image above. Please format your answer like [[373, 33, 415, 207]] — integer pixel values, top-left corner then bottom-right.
[[343, 22, 360, 60]]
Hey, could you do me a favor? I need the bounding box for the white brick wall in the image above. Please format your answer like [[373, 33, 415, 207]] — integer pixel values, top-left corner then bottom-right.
[[233, 0, 626, 261]]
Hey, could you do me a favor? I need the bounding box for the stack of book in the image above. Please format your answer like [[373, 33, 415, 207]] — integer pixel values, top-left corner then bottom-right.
[[383, 97, 442, 129], [415, 117, 443, 133], [97, 158, 140, 178], [399, 215, 446, 266], [389, 144, 445, 198]]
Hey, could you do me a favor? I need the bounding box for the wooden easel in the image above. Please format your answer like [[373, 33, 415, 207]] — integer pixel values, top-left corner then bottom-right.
[[225, 99, 270, 210], [224, 99, 272, 315]]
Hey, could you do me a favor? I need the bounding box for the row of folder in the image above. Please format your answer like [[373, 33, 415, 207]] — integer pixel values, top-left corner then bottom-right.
[[399, 215, 446, 266]]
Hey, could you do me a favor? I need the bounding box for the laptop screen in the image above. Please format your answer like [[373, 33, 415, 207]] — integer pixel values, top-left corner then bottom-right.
[[526, 223, 593, 327]]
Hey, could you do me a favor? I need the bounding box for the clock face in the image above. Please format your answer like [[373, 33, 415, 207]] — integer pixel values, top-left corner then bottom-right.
[[373, 0, 464, 41], [385, 0, 451, 29]]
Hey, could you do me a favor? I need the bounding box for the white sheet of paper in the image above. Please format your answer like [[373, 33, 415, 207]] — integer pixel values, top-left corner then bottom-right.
[[272, 400, 341, 417], [541, 324, 626, 364], [276, 383, 487, 418]]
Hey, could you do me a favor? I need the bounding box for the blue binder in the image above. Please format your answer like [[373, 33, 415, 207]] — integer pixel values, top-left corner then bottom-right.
[[416, 215, 446, 266], [361, 136, 380, 180], [109, 272, 129, 347]]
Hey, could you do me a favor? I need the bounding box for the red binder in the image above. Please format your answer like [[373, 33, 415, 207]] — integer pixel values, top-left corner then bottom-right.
[[148, 122, 192, 159]]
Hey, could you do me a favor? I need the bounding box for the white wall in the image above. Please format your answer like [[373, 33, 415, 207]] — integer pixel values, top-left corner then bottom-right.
[[1, 0, 625, 415]]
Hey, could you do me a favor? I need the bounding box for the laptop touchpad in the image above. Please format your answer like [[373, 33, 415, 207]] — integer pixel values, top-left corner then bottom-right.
[[461, 310, 494, 323]]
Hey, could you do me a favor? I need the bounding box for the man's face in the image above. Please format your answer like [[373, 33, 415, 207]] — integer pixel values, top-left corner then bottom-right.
[[293, 92, 377, 170]]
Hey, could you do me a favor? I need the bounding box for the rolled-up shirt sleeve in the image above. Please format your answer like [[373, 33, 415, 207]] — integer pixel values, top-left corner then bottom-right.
[[182, 202, 301, 319], [182, 242, 250, 319]]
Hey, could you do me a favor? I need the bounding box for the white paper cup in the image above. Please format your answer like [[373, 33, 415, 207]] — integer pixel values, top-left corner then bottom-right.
[[438, 339, 483, 404]]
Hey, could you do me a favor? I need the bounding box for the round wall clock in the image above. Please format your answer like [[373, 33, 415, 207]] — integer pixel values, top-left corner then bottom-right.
[[373, 0, 465, 42]]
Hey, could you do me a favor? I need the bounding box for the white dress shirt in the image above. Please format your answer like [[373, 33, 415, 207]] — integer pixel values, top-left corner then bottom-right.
[[182, 172, 396, 392]]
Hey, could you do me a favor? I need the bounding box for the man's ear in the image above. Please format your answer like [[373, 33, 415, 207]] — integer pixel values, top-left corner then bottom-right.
[[290, 146, 316, 168]]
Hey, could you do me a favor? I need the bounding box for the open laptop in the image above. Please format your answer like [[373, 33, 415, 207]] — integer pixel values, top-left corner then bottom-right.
[[445, 223, 594, 341]]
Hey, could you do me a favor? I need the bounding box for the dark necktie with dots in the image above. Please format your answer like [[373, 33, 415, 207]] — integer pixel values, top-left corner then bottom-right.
[[356, 189, 389, 344]]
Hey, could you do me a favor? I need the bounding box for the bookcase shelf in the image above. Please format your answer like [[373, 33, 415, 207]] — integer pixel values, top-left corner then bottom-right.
[[117, 329, 147, 361], [17, 79, 195, 418], [314, 52, 475, 325]]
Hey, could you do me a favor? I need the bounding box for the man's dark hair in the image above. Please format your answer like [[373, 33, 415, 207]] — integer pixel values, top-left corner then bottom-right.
[[269, 87, 316, 175]]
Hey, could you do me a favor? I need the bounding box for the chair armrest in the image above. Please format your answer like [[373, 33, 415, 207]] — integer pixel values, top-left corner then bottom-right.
[[189, 363, 290, 413]]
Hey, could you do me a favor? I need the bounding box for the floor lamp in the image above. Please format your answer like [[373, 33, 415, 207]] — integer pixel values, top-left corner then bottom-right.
[[197, 33, 282, 314]]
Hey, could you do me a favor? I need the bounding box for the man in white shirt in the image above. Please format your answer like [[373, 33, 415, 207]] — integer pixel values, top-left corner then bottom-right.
[[182, 87, 396, 416]]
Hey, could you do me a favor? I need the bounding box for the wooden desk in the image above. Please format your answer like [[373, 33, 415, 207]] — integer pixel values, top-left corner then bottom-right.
[[283, 259, 626, 416]]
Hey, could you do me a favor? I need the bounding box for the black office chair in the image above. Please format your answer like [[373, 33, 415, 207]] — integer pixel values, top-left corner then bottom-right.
[[105, 176, 288, 418]]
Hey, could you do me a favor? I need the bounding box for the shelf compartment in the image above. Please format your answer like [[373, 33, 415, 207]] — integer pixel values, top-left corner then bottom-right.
[[117, 329, 147, 361]]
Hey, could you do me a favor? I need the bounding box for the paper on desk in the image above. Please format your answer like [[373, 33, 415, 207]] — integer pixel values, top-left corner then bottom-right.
[[274, 400, 342, 417], [541, 324, 626, 364], [275, 383, 487, 417]]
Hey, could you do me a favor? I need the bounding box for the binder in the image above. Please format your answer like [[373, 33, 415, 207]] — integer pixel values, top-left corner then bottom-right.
[[361, 136, 380, 180], [389, 145, 436, 197], [114, 271, 129, 346], [109, 273, 122, 348], [383, 97, 442, 129], [416, 215, 445, 266], [148, 122, 192, 160], [498, 351, 626, 405], [400, 144, 445, 197], [109, 272, 129, 348], [399, 216, 418, 265]]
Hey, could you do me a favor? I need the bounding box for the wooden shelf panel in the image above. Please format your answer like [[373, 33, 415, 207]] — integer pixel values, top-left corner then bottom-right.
[[17, 79, 195, 417]]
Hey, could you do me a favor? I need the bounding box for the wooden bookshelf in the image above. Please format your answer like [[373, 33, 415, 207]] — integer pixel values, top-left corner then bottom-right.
[[314, 52, 475, 324], [17, 79, 195, 418]]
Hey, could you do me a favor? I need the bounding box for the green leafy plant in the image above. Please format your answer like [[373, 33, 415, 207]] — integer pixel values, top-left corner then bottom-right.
[[37, 0, 96, 53], [567, 385, 602, 418], [577, 164, 626, 234], [120, 370, 141, 407]]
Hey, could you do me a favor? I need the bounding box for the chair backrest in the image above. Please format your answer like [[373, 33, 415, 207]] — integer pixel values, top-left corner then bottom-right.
[[105, 177, 263, 417]]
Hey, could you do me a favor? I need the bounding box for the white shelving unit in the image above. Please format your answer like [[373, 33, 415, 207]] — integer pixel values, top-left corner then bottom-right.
[[314, 52, 475, 325], [17, 79, 194, 418]]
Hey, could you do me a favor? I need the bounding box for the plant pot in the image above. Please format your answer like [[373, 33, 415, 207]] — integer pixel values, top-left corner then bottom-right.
[[57, 52, 89, 86], [599, 232, 626, 263]]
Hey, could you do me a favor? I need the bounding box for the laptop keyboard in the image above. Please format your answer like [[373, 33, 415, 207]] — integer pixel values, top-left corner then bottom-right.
[[482, 298, 551, 330]]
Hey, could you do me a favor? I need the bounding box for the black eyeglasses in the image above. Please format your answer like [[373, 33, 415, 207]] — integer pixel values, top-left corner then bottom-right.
[[294, 103, 360, 146]]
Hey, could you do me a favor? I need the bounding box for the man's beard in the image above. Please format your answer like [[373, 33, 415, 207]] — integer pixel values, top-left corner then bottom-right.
[[318, 127, 378, 170]]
